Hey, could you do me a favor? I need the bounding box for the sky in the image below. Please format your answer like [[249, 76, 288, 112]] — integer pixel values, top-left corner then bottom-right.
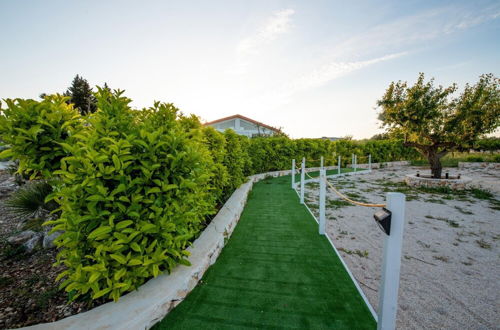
[[0, 0, 499, 139]]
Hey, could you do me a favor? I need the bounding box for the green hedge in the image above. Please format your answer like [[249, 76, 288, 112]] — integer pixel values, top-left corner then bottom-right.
[[46, 90, 214, 301]]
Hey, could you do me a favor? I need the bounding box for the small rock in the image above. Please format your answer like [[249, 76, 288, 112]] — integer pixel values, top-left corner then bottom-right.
[[435, 307, 448, 315], [0, 183, 16, 194], [23, 232, 43, 252], [7, 230, 36, 245], [43, 231, 62, 249]]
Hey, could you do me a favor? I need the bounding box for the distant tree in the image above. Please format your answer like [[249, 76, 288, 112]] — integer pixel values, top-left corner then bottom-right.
[[103, 82, 111, 93], [340, 135, 353, 141], [64, 75, 97, 115], [377, 73, 499, 178], [370, 132, 391, 140]]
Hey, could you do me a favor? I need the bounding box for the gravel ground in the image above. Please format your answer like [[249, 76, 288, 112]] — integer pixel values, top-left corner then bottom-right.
[[0, 169, 100, 329], [303, 166, 500, 330]]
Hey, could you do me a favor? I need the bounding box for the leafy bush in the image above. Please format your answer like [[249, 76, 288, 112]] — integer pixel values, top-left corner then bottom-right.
[[203, 127, 229, 203], [0, 95, 82, 179], [222, 130, 247, 197], [46, 89, 214, 302], [474, 138, 500, 151], [5, 181, 58, 218], [466, 155, 484, 162]]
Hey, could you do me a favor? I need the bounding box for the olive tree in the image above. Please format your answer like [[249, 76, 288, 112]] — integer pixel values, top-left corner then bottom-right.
[[377, 73, 499, 178]]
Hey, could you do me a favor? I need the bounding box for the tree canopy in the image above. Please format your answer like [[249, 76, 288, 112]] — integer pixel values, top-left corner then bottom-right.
[[377, 73, 499, 178]]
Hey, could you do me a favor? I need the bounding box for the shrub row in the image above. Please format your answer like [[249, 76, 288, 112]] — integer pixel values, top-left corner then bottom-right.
[[0, 90, 418, 303]]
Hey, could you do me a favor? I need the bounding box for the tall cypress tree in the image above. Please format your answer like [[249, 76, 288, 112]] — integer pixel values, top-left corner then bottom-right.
[[64, 75, 97, 115]]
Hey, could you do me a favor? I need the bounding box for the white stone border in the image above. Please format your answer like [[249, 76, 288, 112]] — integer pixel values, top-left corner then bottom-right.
[[23, 169, 292, 330]]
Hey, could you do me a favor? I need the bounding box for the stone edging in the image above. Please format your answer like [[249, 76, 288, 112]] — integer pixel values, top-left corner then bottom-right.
[[458, 162, 500, 170], [404, 173, 472, 190], [23, 169, 292, 330]]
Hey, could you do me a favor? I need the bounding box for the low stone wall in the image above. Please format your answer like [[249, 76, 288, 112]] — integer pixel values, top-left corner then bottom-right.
[[458, 162, 500, 170], [404, 174, 472, 190], [354, 160, 410, 169], [25, 169, 293, 330]]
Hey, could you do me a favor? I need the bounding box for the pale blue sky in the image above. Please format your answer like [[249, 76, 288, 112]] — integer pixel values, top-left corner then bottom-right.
[[1, 0, 499, 138]]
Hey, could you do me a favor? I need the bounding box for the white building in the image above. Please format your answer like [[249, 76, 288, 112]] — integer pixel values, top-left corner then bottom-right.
[[204, 114, 281, 138]]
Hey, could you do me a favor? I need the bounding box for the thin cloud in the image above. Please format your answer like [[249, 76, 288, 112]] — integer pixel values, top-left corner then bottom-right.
[[289, 52, 407, 93], [237, 8, 295, 55], [330, 5, 500, 60]]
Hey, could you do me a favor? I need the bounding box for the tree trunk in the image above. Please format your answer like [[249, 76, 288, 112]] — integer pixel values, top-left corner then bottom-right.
[[427, 152, 443, 179]]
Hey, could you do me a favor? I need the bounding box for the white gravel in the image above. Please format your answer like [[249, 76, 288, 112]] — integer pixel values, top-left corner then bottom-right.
[[303, 166, 500, 330]]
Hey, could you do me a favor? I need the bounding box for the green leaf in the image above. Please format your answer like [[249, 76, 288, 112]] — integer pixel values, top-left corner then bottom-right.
[[0, 149, 14, 159], [128, 258, 142, 266], [88, 226, 112, 239], [130, 242, 141, 252], [110, 253, 127, 264], [115, 220, 133, 230], [146, 187, 161, 194], [112, 154, 121, 170], [92, 288, 112, 299]]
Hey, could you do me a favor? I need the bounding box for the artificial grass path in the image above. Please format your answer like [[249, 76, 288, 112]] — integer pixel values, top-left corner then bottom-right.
[[153, 174, 376, 329]]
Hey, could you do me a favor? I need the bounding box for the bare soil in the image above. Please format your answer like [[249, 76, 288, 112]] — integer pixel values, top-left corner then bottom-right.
[[0, 170, 102, 329]]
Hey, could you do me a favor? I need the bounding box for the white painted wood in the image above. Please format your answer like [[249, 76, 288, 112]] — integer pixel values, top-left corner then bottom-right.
[[377, 192, 406, 330], [320, 156, 324, 169], [369, 154, 372, 171], [291, 159, 296, 188], [338, 156, 341, 174], [319, 168, 326, 235], [354, 154, 357, 172], [300, 158, 305, 204]]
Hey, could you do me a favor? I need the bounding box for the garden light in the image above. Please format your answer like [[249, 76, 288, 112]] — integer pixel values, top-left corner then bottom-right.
[[374, 208, 392, 235]]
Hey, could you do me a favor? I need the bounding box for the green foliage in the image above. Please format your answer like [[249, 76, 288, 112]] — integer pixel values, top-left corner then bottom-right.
[[5, 181, 57, 218], [0, 95, 82, 179], [64, 74, 98, 115], [377, 73, 500, 178], [46, 89, 214, 302], [222, 130, 247, 197], [202, 127, 229, 203], [474, 138, 500, 152]]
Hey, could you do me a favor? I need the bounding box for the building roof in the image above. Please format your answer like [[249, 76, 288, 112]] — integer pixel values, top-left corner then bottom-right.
[[204, 114, 281, 133]]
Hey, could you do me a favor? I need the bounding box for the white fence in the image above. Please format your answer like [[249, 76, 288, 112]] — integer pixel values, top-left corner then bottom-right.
[[292, 157, 405, 330]]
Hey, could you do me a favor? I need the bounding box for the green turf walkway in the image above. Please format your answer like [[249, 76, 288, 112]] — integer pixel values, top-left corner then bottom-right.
[[153, 174, 376, 329]]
